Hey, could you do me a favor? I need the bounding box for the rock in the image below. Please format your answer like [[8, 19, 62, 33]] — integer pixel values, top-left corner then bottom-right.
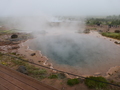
[[52, 70, 57, 73], [94, 72, 101, 76], [64, 73, 72, 79], [31, 53, 36, 56], [98, 30, 103, 32], [114, 41, 120, 44], [114, 30, 120, 33], [11, 34, 18, 39], [84, 29, 90, 33], [12, 46, 20, 49], [17, 66, 28, 75], [58, 73, 66, 79], [38, 61, 41, 63]]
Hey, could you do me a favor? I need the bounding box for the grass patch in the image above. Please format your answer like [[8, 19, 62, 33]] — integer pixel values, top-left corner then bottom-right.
[[0, 53, 48, 80], [67, 78, 80, 86], [28, 68, 46, 75], [11, 53, 17, 55], [0, 30, 15, 34], [0, 52, 3, 57], [85, 76, 108, 89], [48, 74, 58, 79], [101, 32, 120, 40], [24, 64, 47, 79], [11, 59, 47, 79], [90, 28, 97, 30], [11, 60, 26, 66]]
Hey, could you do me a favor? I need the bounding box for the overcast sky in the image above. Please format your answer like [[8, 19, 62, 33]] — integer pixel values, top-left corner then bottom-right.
[[0, 0, 120, 17]]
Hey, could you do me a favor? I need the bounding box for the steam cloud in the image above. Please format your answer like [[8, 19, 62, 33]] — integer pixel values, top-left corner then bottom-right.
[[0, 0, 120, 74]]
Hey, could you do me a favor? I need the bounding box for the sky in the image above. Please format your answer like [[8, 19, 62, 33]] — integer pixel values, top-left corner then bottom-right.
[[0, 0, 120, 17]]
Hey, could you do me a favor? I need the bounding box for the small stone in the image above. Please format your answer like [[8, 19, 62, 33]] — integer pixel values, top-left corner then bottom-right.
[[31, 53, 36, 56]]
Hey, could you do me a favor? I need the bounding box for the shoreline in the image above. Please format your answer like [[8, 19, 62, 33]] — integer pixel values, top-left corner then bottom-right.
[[90, 30, 120, 46], [18, 39, 54, 69], [17, 31, 120, 78]]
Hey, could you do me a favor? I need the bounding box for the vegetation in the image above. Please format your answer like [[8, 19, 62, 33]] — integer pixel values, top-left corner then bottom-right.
[[0, 30, 16, 34], [86, 15, 120, 26], [101, 32, 120, 40], [67, 78, 80, 86], [0, 53, 119, 89], [12, 60, 47, 79], [57, 73, 66, 79], [48, 74, 58, 79], [0, 54, 47, 80], [85, 76, 108, 89], [11, 59, 26, 66]]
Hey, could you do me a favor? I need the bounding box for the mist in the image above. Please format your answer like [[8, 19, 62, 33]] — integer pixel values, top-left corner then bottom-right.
[[0, 0, 120, 17], [0, 0, 120, 74]]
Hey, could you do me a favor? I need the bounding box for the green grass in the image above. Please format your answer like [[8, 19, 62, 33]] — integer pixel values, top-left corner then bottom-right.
[[0, 54, 47, 80], [0, 52, 3, 57], [11, 53, 17, 55], [101, 32, 120, 40], [48, 74, 58, 79], [11, 59, 47, 79], [90, 28, 97, 30], [0, 30, 16, 34], [28, 68, 46, 75], [11, 60, 26, 66], [67, 78, 80, 86], [85, 76, 108, 89]]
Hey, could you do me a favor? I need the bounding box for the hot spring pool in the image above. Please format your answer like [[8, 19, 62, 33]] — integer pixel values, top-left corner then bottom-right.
[[28, 32, 120, 75]]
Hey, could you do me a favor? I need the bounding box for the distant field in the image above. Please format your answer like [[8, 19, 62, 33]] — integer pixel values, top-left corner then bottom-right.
[[0, 29, 17, 34], [101, 32, 120, 40]]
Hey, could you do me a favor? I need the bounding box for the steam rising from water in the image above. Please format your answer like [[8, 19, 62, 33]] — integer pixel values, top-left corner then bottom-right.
[[1, 16, 120, 75], [0, 0, 120, 75], [29, 27, 120, 75]]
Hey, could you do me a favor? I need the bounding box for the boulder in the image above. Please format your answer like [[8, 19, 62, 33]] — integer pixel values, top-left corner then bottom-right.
[[31, 53, 36, 56], [114, 41, 120, 44], [12, 46, 20, 49], [11, 34, 18, 39], [84, 29, 90, 33], [114, 30, 120, 33], [17, 66, 28, 75]]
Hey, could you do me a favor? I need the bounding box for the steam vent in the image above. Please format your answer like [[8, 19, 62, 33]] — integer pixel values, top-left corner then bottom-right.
[[11, 34, 18, 39]]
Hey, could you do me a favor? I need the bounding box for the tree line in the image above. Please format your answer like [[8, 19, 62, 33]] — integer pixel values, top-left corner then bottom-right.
[[86, 15, 120, 26]]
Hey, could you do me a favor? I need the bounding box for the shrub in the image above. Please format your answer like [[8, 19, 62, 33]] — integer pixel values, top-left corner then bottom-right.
[[11, 60, 26, 66], [101, 32, 120, 40], [85, 76, 108, 89], [48, 74, 58, 79], [11, 53, 17, 55], [1, 62, 7, 65], [0, 52, 3, 56], [58, 73, 66, 79], [28, 69, 46, 75], [67, 78, 80, 86], [25, 64, 46, 75]]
